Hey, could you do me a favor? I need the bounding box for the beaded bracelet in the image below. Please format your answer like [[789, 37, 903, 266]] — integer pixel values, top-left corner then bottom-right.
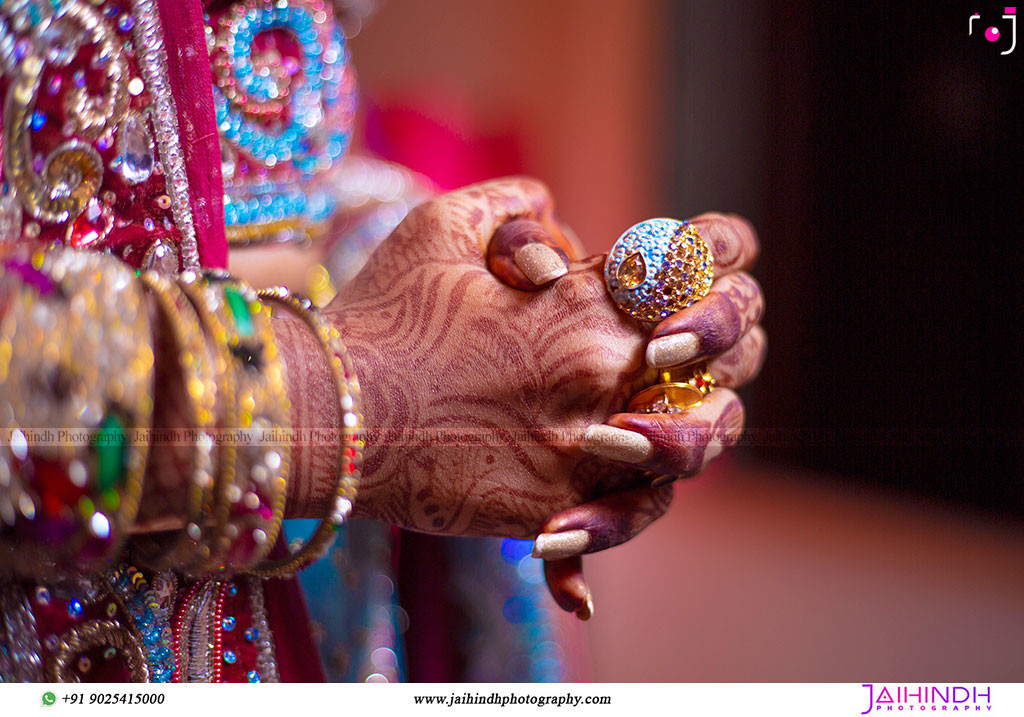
[[130, 271, 218, 572], [252, 287, 362, 578], [0, 249, 152, 578], [178, 270, 289, 575]]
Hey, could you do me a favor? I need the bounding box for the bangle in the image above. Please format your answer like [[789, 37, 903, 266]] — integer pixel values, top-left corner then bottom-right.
[[174, 273, 238, 575], [130, 271, 218, 572], [179, 270, 290, 574], [252, 287, 362, 578], [0, 249, 152, 578]]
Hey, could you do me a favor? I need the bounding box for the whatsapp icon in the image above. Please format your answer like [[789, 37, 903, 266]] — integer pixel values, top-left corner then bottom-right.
[[42, 691, 56, 706]]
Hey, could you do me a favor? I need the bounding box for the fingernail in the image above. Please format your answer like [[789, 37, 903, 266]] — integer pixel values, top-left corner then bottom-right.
[[532, 529, 591, 560], [701, 440, 724, 467], [646, 332, 700, 367], [580, 424, 653, 464], [575, 591, 594, 621], [514, 243, 568, 285]]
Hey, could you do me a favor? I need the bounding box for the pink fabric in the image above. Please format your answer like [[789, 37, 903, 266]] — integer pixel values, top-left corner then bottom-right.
[[157, 0, 228, 268]]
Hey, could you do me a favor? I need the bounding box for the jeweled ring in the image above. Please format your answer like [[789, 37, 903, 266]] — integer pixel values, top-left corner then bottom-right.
[[605, 218, 714, 322], [627, 364, 717, 414]]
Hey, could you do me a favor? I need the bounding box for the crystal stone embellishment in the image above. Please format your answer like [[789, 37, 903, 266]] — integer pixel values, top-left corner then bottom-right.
[[616, 252, 647, 289], [118, 113, 155, 185]]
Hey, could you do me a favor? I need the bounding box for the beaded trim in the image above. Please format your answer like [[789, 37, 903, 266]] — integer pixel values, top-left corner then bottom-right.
[[244, 575, 279, 682], [106, 567, 175, 681], [130, 0, 200, 269], [0, 584, 44, 682]]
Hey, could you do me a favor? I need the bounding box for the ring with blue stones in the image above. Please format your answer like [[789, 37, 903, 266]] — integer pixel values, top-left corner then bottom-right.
[[604, 218, 714, 322]]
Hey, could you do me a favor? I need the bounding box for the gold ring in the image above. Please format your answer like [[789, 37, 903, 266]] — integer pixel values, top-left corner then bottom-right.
[[605, 218, 714, 322], [627, 364, 717, 414]]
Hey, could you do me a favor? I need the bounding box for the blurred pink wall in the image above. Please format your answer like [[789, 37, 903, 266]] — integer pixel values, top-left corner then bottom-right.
[[352, 0, 664, 255]]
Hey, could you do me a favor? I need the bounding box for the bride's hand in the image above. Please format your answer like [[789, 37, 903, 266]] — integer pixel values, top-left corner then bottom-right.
[[530, 211, 765, 618], [325, 179, 763, 552]]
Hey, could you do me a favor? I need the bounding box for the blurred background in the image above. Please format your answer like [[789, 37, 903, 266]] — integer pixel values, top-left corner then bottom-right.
[[347, 1, 1024, 679]]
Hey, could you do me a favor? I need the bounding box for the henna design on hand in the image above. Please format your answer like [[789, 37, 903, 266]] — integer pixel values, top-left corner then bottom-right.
[[279, 178, 753, 545], [708, 324, 768, 388], [323, 180, 656, 537]]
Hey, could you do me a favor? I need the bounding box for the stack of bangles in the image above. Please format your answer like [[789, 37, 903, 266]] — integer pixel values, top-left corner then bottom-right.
[[0, 247, 361, 580]]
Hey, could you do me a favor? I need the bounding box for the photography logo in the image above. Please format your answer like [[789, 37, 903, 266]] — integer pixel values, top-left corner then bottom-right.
[[970, 7, 1017, 54], [860, 684, 993, 713]]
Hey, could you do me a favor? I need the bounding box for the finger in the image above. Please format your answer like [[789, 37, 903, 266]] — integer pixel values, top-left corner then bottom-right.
[[689, 212, 760, 277], [540, 556, 594, 620], [533, 483, 674, 558], [645, 271, 764, 367], [708, 324, 767, 388], [488, 218, 570, 290], [396, 176, 561, 262], [582, 388, 744, 476]]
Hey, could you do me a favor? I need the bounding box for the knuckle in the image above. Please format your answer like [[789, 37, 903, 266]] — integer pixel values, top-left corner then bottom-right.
[[486, 176, 554, 219], [720, 272, 765, 328], [697, 292, 744, 355], [714, 393, 746, 436], [552, 265, 610, 309]]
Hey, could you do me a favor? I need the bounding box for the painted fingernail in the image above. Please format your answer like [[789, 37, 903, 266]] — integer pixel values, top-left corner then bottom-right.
[[580, 425, 654, 464], [514, 243, 568, 285], [701, 440, 725, 467], [646, 332, 699, 367], [532, 529, 591, 560], [575, 591, 594, 621]]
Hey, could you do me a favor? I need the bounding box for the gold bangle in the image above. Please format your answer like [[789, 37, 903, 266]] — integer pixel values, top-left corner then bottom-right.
[[174, 273, 238, 576], [179, 270, 290, 575], [130, 271, 218, 572], [0, 249, 152, 579], [253, 287, 362, 578]]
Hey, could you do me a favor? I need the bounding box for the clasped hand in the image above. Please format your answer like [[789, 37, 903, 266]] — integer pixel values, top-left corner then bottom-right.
[[327, 177, 766, 617]]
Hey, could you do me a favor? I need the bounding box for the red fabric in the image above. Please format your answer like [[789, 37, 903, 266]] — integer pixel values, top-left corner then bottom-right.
[[157, 0, 228, 268], [261, 541, 326, 683]]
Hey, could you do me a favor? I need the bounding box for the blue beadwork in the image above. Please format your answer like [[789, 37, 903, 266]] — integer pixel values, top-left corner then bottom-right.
[[111, 569, 175, 682], [247, 670, 261, 683], [245, 627, 259, 642], [67, 599, 83, 618], [216, 2, 353, 237], [224, 650, 237, 664], [222, 616, 236, 631]]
